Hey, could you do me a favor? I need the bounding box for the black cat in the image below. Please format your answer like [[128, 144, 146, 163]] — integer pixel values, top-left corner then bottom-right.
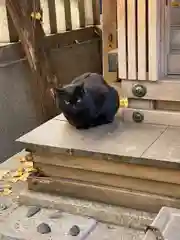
[[53, 73, 119, 129]]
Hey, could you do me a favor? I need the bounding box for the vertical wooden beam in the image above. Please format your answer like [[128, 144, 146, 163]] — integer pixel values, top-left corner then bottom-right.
[[137, 0, 147, 80], [117, 0, 127, 79], [6, 6, 19, 42], [70, 0, 80, 30], [48, 0, 57, 34], [148, 0, 160, 81], [55, 0, 66, 32], [64, 0, 72, 31], [102, 0, 117, 82], [159, 0, 166, 78], [84, 0, 94, 26], [40, 0, 51, 35], [78, 0, 86, 28], [163, 0, 169, 77], [6, 0, 58, 123], [127, 0, 136, 79], [92, 0, 100, 25]]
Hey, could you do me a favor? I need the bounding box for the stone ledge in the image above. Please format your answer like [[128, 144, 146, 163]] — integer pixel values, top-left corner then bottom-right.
[[18, 189, 155, 230]]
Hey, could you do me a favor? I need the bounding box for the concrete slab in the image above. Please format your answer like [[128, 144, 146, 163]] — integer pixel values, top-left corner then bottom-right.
[[142, 126, 180, 163], [87, 223, 144, 240], [17, 116, 166, 159], [19, 189, 155, 230], [0, 205, 97, 240], [0, 203, 145, 240], [0, 198, 18, 223]]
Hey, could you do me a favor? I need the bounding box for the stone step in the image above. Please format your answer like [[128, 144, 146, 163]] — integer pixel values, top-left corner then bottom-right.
[[0, 203, 144, 240], [19, 189, 155, 230], [87, 223, 144, 240], [27, 175, 180, 213], [34, 157, 180, 199], [17, 115, 180, 213]]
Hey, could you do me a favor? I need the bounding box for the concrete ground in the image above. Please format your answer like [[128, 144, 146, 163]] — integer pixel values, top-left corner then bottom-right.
[[0, 203, 145, 240]]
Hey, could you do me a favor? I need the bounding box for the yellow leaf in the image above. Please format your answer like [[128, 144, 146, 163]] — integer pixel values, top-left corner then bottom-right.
[[19, 175, 29, 182], [120, 98, 128, 108], [11, 171, 23, 178], [31, 12, 42, 20], [2, 188, 12, 196], [25, 167, 37, 173]]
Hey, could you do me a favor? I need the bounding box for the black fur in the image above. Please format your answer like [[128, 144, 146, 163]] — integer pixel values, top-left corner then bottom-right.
[[54, 73, 119, 129]]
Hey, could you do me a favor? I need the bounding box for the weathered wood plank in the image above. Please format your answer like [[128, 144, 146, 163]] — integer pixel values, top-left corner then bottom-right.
[[84, 0, 94, 26], [0, 1, 10, 42], [36, 162, 180, 198], [6, 0, 57, 122], [137, 0, 147, 80], [64, 0, 72, 31], [148, 0, 160, 81], [92, 0, 100, 25], [28, 176, 180, 213], [55, 0, 66, 32], [40, 0, 51, 35], [128, 99, 154, 110], [78, 0, 86, 28], [156, 101, 180, 112], [127, 0, 136, 79], [102, 0, 117, 82], [117, 0, 127, 79], [160, 0, 166, 77], [121, 79, 180, 101], [50, 38, 102, 85], [6, 5, 19, 42], [0, 27, 98, 61], [70, 0, 80, 30], [44, 27, 98, 49], [123, 108, 180, 127], [48, 0, 57, 34]]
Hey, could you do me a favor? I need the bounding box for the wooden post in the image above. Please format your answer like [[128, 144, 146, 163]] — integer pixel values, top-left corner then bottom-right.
[[127, 0, 136, 80], [148, 0, 160, 81], [117, 0, 127, 80], [6, 0, 58, 123], [137, 0, 147, 80], [102, 0, 117, 82]]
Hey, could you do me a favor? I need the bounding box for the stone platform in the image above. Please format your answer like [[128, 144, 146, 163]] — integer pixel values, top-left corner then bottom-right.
[[17, 114, 180, 213], [18, 114, 180, 166]]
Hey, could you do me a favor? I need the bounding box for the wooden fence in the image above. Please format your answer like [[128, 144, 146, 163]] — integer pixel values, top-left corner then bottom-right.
[[0, 0, 100, 43], [117, 0, 162, 81]]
